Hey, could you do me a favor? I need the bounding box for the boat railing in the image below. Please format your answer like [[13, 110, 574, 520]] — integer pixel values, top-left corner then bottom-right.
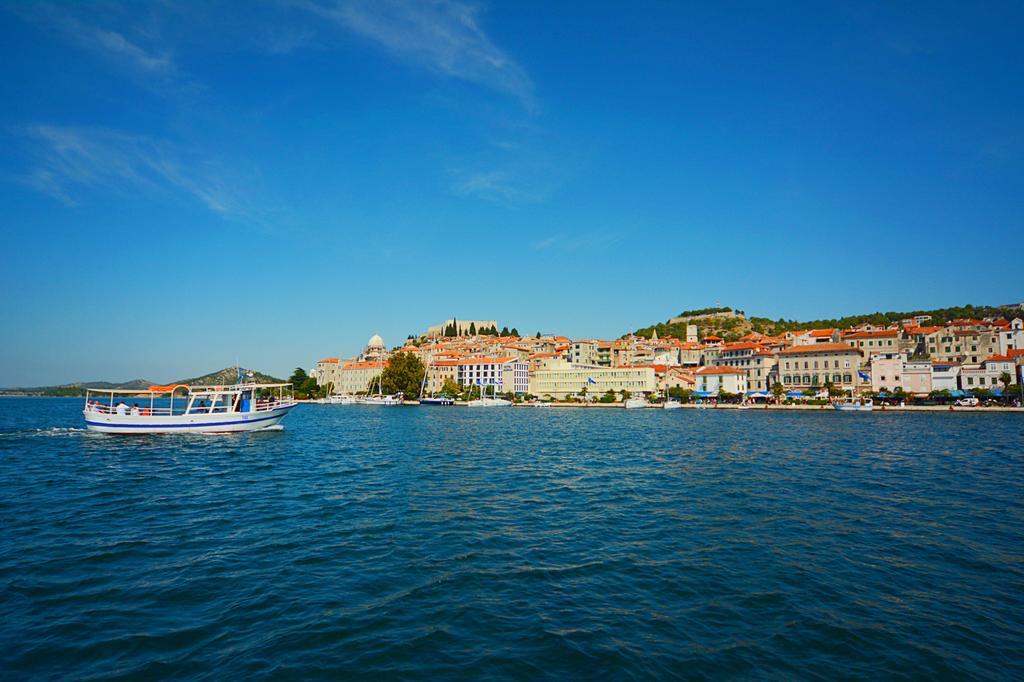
[[85, 398, 295, 417]]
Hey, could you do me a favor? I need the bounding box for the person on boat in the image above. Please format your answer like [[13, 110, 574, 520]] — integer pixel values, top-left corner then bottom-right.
[[115, 401, 129, 416], [130, 404, 140, 416]]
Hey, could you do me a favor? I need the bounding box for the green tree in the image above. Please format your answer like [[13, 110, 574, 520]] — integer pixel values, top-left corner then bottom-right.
[[379, 352, 426, 398], [536, 331, 541, 339], [440, 378, 461, 397], [598, 389, 617, 403], [500, 326, 510, 337], [668, 386, 692, 402], [289, 367, 309, 386], [1000, 371, 1013, 394], [510, 328, 519, 337], [469, 322, 477, 335], [297, 376, 321, 399], [771, 382, 785, 403]]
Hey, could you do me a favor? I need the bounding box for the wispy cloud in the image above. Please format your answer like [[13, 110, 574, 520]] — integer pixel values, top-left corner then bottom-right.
[[11, 3, 177, 77], [301, 0, 534, 106], [531, 231, 623, 252], [450, 168, 547, 204], [21, 125, 244, 216]]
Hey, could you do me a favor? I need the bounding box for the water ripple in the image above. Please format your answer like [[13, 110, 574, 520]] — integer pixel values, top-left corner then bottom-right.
[[0, 398, 1022, 678]]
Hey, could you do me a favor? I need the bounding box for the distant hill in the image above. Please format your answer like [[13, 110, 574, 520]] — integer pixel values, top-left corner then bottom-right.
[[1, 367, 283, 396], [633, 303, 1024, 342], [174, 367, 284, 386], [0, 378, 156, 397]]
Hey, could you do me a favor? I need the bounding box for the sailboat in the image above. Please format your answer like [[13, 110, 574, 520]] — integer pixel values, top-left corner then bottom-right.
[[663, 388, 682, 409], [466, 380, 511, 407], [418, 365, 453, 406], [360, 367, 402, 405]]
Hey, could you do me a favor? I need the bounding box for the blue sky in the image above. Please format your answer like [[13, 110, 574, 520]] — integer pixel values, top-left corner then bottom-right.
[[1, 1, 1022, 385]]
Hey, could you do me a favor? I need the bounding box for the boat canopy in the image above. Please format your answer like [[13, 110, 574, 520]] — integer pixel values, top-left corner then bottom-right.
[[148, 384, 189, 392]]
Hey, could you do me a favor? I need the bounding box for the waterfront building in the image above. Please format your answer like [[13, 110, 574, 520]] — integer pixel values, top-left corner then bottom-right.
[[694, 366, 748, 394], [777, 343, 864, 392], [424, 360, 460, 394], [999, 318, 1024, 355], [529, 361, 656, 399], [870, 353, 904, 394], [311, 357, 340, 389], [931, 361, 961, 392], [960, 355, 1019, 390], [456, 357, 529, 395], [902, 358, 933, 396], [716, 342, 777, 392], [339, 360, 385, 395]]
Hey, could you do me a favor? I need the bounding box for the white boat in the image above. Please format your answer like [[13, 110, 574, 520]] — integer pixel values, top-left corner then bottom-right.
[[360, 366, 402, 405], [624, 396, 648, 409], [466, 397, 512, 408], [833, 396, 874, 412], [419, 397, 454, 406], [360, 394, 402, 405], [83, 382, 296, 434], [663, 399, 683, 409], [326, 394, 358, 405]]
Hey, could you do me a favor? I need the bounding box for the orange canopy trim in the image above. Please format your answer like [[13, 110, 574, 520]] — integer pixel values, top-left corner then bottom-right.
[[147, 384, 190, 392]]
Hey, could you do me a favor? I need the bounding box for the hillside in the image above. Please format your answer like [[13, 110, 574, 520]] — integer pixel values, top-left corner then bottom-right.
[[0, 378, 156, 397], [175, 367, 284, 386], [633, 303, 1023, 342], [1, 367, 284, 396]]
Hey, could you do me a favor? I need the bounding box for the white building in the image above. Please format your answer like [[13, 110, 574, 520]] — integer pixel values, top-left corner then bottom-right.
[[694, 366, 748, 394], [930, 362, 961, 392], [456, 357, 529, 395], [999, 318, 1024, 355], [529, 361, 656, 399]]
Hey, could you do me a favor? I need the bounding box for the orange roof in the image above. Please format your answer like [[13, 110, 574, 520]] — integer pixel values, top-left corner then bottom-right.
[[704, 335, 723, 341], [342, 361, 385, 370], [318, 357, 339, 364], [984, 354, 1014, 363], [720, 342, 762, 351], [1008, 349, 1024, 359], [809, 329, 836, 338], [455, 356, 517, 365], [779, 343, 861, 355], [843, 330, 899, 339], [695, 365, 745, 375]]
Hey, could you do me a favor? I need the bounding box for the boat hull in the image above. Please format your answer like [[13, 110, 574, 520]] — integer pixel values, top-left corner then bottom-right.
[[84, 404, 296, 434], [419, 398, 454, 406], [833, 405, 873, 412]]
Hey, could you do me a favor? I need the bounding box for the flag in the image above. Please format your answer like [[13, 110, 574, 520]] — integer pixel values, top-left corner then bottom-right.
[[587, 377, 596, 384], [858, 371, 870, 380]]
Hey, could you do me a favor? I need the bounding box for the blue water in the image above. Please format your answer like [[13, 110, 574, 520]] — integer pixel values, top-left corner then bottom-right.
[[2, 398, 1022, 679]]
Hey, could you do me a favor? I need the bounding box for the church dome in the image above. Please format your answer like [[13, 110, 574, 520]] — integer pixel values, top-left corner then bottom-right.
[[367, 333, 385, 349]]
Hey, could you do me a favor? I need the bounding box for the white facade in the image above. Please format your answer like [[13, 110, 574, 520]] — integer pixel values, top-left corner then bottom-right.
[[457, 358, 529, 394], [694, 367, 747, 394], [529, 362, 656, 399], [999, 318, 1024, 355]]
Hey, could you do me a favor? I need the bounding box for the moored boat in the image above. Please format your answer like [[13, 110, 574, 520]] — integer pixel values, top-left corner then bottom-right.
[[84, 382, 296, 434], [624, 397, 648, 409], [833, 396, 874, 412], [419, 396, 455, 406]]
